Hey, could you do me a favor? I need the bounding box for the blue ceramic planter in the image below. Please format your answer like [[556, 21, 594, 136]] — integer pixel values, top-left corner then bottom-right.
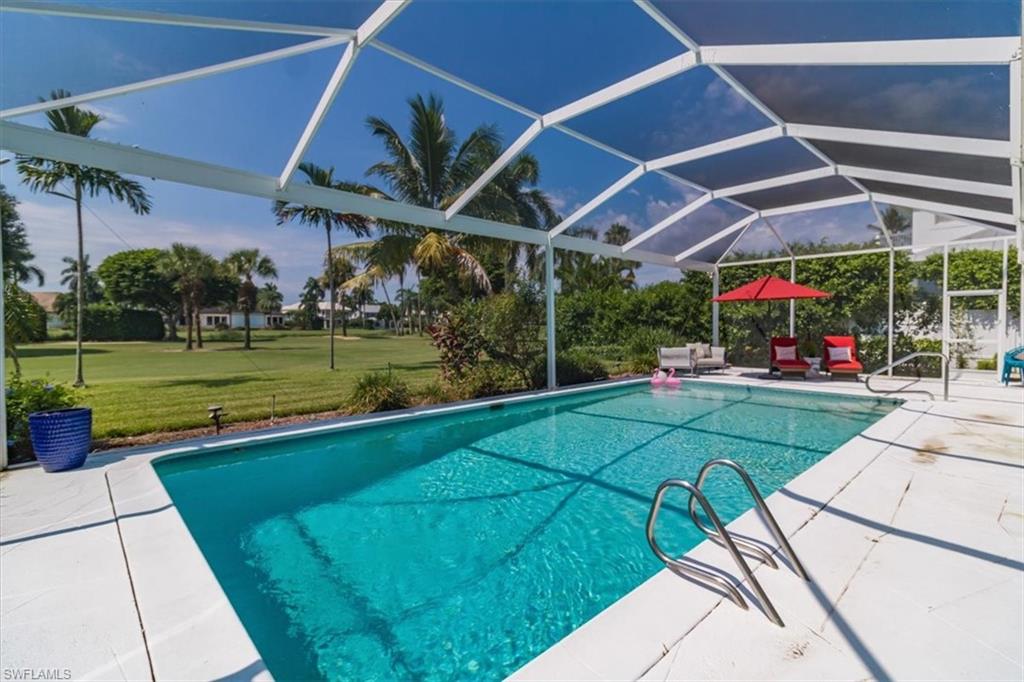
[[28, 407, 92, 472]]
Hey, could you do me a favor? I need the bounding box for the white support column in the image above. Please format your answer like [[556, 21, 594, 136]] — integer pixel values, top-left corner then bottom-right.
[[887, 248, 895, 376], [999, 240, 1009, 381], [712, 267, 720, 346], [545, 237, 557, 389], [789, 258, 796, 337], [1, 231, 6, 471], [941, 244, 950, 379]]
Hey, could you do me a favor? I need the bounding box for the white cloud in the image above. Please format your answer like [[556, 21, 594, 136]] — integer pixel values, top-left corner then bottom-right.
[[84, 102, 131, 131]]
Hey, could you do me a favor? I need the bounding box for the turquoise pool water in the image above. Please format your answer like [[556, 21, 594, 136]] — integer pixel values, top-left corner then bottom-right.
[[156, 382, 895, 681]]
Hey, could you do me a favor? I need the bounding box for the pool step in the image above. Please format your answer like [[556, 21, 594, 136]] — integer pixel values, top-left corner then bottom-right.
[[645, 458, 809, 627]]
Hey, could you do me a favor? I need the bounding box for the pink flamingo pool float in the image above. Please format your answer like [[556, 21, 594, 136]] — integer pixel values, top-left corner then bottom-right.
[[651, 368, 681, 388]]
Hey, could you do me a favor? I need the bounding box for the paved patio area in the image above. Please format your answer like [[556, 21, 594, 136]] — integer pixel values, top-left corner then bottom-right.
[[1, 371, 1021, 681]]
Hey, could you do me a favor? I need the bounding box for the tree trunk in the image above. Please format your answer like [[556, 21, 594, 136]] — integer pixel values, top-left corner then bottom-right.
[[8, 345, 22, 377], [380, 282, 400, 333], [340, 290, 348, 337], [243, 309, 251, 350], [195, 301, 204, 348], [326, 226, 335, 370], [416, 295, 423, 336], [164, 311, 179, 341], [73, 180, 85, 387], [397, 271, 406, 336], [184, 298, 194, 351]]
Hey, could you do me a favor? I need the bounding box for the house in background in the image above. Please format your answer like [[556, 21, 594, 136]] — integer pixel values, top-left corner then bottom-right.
[[197, 308, 284, 330], [280, 302, 382, 327], [29, 291, 64, 329]]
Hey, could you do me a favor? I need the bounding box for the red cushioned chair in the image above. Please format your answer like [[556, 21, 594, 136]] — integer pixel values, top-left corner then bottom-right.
[[823, 335, 863, 380], [770, 336, 810, 379]]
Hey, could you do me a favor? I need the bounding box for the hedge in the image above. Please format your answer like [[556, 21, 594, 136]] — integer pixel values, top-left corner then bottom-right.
[[81, 304, 165, 341]]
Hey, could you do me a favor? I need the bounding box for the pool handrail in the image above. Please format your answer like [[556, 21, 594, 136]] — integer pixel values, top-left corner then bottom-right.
[[646, 478, 785, 626], [687, 459, 809, 581], [865, 351, 949, 401]]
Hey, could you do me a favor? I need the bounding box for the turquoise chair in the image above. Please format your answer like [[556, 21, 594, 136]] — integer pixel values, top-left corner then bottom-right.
[[1001, 345, 1024, 385]]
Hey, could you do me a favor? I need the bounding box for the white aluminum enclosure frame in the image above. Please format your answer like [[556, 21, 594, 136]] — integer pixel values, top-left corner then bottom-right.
[[1, 0, 1022, 467]]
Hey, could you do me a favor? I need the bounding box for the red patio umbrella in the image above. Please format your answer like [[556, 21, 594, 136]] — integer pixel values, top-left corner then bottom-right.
[[713, 275, 831, 369], [713, 275, 830, 302]]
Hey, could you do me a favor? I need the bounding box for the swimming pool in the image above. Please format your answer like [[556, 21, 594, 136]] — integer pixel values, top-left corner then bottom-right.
[[155, 381, 896, 680]]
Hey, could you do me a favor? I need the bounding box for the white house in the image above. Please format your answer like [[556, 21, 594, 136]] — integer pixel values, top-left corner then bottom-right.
[[280, 302, 382, 326], [198, 308, 285, 330]]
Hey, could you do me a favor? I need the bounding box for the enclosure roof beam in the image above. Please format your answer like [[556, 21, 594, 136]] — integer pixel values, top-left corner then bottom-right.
[[839, 166, 1014, 199], [713, 166, 835, 198], [1, 0, 353, 36], [277, 0, 408, 191], [870, 192, 1016, 226], [0, 35, 349, 119], [700, 36, 1019, 66], [674, 212, 761, 262], [0, 120, 557, 247], [789, 123, 1012, 158], [548, 166, 646, 237], [622, 193, 714, 252], [760, 194, 868, 217]]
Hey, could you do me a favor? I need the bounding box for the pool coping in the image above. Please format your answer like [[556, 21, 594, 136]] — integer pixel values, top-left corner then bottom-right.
[[98, 376, 910, 680]]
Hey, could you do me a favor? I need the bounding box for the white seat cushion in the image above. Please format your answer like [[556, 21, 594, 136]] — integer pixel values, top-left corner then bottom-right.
[[828, 346, 852, 362], [775, 345, 797, 361]]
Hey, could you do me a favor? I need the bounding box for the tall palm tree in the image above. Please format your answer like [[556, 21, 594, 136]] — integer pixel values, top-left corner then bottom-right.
[[274, 162, 372, 369], [322, 247, 359, 336], [223, 248, 277, 350], [256, 282, 283, 315], [603, 223, 640, 289], [160, 243, 215, 351], [17, 90, 151, 385]]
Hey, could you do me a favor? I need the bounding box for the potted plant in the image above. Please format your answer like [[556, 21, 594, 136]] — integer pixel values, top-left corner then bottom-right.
[[6, 378, 88, 471]]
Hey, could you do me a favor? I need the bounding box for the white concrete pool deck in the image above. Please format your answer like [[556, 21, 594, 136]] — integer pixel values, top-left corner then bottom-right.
[[1, 371, 1021, 681]]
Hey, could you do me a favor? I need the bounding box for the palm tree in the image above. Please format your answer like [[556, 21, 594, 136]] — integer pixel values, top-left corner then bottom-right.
[[274, 162, 373, 369], [1, 184, 45, 286], [603, 223, 640, 289], [17, 91, 151, 385], [159, 243, 216, 351], [362, 95, 557, 298], [322, 247, 359, 336], [223, 248, 277, 350], [256, 282, 283, 315]]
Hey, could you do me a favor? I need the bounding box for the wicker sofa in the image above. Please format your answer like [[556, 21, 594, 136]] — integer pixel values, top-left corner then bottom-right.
[[687, 343, 727, 374]]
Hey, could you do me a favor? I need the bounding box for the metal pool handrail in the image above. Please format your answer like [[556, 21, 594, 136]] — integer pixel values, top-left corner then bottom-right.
[[646, 478, 785, 627], [865, 351, 949, 401], [687, 459, 809, 582]]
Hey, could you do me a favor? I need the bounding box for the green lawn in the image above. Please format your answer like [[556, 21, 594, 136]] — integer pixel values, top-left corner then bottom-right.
[[7, 329, 440, 438]]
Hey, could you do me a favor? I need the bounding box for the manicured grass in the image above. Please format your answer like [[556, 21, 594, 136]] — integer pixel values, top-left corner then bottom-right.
[[6, 329, 440, 438]]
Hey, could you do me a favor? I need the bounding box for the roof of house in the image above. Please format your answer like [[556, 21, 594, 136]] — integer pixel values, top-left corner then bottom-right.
[[29, 291, 60, 313]]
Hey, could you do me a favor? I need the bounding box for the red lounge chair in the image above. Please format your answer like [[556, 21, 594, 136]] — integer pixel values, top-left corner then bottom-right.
[[770, 337, 810, 379], [823, 336, 863, 380]]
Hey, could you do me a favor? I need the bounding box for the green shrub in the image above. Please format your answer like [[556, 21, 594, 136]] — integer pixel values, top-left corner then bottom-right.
[[346, 372, 412, 414], [452, 362, 526, 400], [81, 304, 164, 341], [415, 381, 457, 406], [976, 355, 997, 371], [5, 377, 80, 463], [530, 349, 609, 387], [623, 327, 686, 373]]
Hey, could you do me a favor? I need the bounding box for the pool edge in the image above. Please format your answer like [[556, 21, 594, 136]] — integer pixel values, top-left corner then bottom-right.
[[101, 376, 909, 681]]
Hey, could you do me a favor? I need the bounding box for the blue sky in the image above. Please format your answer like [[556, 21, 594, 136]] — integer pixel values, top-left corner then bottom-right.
[[1, 1, 1017, 300]]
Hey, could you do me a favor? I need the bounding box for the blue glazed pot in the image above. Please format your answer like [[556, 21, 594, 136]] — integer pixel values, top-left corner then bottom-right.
[[28, 407, 92, 473]]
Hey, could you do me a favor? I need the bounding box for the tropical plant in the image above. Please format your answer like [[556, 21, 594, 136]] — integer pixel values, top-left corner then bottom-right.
[[256, 282, 283, 315], [5, 376, 79, 463], [1, 184, 44, 286], [296, 277, 324, 330], [98, 248, 179, 339], [346, 371, 412, 413], [159, 243, 216, 350], [323, 247, 359, 336], [17, 91, 152, 385], [223, 248, 277, 350], [4, 282, 47, 376], [274, 162, 373, 368], [361, 94, 555, 299], [556, 223, 641, 294]]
